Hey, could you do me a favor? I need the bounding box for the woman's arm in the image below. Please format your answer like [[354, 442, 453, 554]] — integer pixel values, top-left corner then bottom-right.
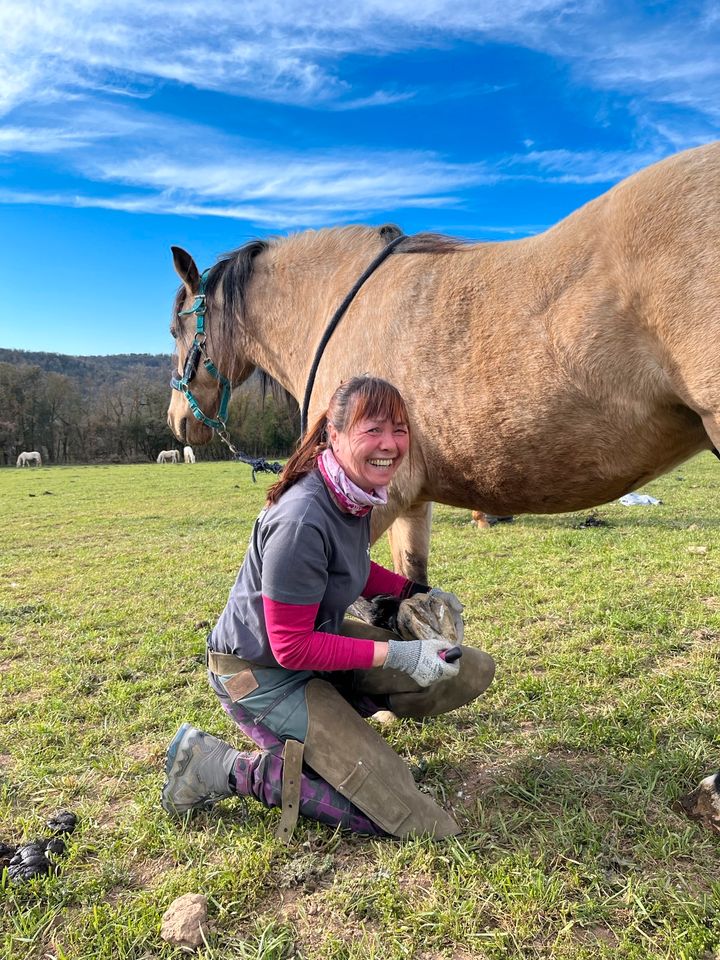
[[263, 596, 388, 671], [361, 560, 431, 600]]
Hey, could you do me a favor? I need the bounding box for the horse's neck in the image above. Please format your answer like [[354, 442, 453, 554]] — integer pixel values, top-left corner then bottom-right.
[[243, 231, 388, 400]]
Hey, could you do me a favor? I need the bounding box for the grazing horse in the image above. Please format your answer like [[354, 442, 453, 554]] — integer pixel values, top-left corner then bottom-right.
[[157, 450, 180, 464], [16, 451, 42, 467], [167, 141, 720, 584], [183, 445, 196, 464]]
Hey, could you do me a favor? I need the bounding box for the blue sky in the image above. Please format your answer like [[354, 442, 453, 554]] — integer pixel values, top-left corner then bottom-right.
[[0, 0, 718, 356]]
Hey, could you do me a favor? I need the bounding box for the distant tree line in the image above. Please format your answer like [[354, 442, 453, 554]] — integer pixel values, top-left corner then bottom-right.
[[0, 349, 299, 465]]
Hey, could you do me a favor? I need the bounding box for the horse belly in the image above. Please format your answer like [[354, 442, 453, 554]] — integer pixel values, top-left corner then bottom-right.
[[422, 404, 707, 516]]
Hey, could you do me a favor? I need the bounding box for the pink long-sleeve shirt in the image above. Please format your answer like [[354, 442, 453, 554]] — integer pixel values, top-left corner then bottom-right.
[[262, 561, 412, 671]]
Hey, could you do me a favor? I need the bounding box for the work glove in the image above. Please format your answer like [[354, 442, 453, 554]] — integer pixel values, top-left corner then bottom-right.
[[428, 588, 465, 643], [384, 637, 461, 687]]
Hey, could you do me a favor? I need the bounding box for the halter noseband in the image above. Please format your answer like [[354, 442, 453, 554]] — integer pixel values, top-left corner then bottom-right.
[[170, 269, 232, 431]]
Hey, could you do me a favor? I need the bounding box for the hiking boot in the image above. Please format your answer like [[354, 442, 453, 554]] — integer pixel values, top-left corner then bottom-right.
[[161, 723, 239, 816]]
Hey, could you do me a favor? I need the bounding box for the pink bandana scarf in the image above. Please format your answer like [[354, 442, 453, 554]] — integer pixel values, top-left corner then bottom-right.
[[317, 448, 388, 517]]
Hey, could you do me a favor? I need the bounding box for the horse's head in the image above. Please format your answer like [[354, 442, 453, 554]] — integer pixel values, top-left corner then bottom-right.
[[168, 246, 255, 445]]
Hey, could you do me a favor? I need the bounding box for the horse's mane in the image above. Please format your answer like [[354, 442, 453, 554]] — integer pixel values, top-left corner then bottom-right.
[[176, 223, 465, 399]]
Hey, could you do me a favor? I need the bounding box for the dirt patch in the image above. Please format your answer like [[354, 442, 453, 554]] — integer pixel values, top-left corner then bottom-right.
[[572, 922, 620, 947], [700, 596, 720, 611], [125, 740, 162, 764], [131, 853, 176, 889]]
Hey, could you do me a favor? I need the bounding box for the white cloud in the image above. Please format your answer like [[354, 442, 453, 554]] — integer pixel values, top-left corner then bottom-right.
[[504, 147, 669, 184], [0, 103, 498, 226], [0, 0, 652, 114], [0, 0, 717, 226]]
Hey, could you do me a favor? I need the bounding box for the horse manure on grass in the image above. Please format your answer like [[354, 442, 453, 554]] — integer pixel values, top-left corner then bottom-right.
[[1, 810, 77, 883], [573, 512, 610, 529], [46, 810, 78, 834]]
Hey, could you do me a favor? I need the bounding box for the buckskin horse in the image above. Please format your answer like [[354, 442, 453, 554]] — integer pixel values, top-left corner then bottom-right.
[[167, 141, 720, 584]]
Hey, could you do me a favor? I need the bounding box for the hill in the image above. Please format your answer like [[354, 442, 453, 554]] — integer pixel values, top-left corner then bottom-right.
[[0, 349, 297, 464], [0, 348, 170, 398]]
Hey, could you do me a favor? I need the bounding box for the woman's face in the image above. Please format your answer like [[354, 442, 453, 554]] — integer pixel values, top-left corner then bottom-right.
[[328, 415, 409, 492]]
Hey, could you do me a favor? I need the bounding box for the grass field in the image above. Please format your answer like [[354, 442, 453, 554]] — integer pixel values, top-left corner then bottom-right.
[[1, 455, 719, 960]]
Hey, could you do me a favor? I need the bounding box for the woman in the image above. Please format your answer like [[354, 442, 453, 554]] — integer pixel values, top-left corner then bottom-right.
[[162, 376, 495, 839]]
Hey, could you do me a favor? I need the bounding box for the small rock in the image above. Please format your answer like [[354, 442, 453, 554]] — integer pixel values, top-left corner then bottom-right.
[[371, 709, 397, 725], [687, 545, 708, 555], [161, 893, 209, 951]]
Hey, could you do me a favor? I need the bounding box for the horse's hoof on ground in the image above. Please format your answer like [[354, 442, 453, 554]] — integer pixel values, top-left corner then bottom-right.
[[678, 772, 720, 834]]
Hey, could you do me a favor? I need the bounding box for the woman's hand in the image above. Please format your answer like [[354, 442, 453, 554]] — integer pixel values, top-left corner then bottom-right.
[[383, 637, 461, 687]]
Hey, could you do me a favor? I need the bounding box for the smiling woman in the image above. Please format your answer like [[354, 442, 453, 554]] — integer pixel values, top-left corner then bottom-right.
[[161, 374, 495, 840]]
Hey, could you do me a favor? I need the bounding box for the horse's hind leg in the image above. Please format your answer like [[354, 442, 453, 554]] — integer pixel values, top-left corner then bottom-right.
[[387, 501, 433, 584]]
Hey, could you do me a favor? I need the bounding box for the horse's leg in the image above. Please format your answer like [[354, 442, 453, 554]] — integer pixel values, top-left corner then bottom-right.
[[386, 501, 433, 584], [349, 501, 431, 625]]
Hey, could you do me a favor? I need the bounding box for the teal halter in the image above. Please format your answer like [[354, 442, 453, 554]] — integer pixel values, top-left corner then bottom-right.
[[171, 269, 232, 431]]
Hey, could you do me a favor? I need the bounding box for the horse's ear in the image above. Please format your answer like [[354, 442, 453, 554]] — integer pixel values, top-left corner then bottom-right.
[[171, 246, 200, 294]]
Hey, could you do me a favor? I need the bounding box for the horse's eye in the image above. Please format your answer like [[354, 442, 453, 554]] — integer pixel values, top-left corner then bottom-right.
[[170, 323, 178, 339]]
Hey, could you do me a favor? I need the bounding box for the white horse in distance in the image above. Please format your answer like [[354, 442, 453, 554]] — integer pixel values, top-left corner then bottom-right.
[[183, 445, 196, 463], [16, 451, 42, 467], [157, 450, 180, 464]]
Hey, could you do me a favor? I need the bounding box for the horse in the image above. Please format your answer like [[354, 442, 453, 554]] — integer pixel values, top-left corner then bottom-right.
[[183, 445, 196, 464], [167, 141, 720, 585], [16, 451, 42, 468], [157, 450, 180, 464]]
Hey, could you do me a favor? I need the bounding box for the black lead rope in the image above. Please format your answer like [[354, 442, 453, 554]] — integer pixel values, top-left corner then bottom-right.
[[233, 450, 283, 483], [300, 233, 407, 436], [713, 448, 720, 461]]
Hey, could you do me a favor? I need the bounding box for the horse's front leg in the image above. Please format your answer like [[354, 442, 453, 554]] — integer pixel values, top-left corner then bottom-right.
[[350, 500, 432, 626], [385, 501, 433, 584]]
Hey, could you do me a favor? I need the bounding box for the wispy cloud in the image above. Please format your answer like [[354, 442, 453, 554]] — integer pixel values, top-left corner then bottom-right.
[[5, 0, 716, 121], [0, 103, 499, 226], [1, 0, 718, 226], [502, 147, 669, 185]]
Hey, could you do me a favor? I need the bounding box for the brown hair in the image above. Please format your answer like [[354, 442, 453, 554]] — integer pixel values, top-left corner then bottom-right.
[[266, 376, 410, 506]]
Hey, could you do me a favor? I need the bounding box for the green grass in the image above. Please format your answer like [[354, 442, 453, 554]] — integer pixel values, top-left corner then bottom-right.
[[1, 456, 719, 959]]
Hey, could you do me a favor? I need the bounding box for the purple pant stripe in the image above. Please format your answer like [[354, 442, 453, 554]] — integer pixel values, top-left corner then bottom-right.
[[222, 699, 385, 836]]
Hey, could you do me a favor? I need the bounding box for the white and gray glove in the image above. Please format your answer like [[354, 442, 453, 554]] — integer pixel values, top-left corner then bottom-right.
[[384, 637, 461, 687], [428, 588, 465, 644]]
